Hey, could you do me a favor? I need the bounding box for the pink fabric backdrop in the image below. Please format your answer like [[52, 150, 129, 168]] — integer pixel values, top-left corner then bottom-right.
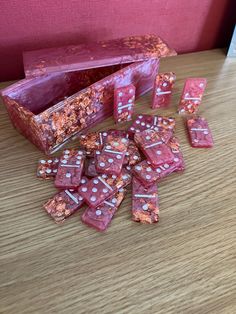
[[0, 0, 234, 82]]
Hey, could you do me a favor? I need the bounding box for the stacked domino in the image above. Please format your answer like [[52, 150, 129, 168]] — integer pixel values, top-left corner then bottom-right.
[[37, 114, 184, 231], [37, 74, 213, 232]]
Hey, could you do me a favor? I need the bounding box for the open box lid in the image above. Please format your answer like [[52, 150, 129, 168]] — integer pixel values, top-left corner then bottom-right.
[[23, 34, 176, 78]]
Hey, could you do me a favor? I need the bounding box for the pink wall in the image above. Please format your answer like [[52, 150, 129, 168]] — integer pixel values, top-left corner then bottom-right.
[[0, 0, 234, 82]]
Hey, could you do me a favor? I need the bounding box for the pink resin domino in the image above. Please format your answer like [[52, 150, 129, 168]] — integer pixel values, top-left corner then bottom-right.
[[134, 129, 174, 167], [133, 137, 185, 187], [81, 188, 126, 231], [37, 157, 59, 179], [123, 140, 142, 166], [151, 72, 176, 109], [95, 135, 129, 175], [186, 116, 213, 148], [114, 84, 135, 123], [133, 152, 184, 187], [132, 177, 159, 224], [43, 176, 88, 223], [178, 78, 207, 114], [128, 114, 176, 138], [55, 149, 85, 189], [78, 169, 131, 208]]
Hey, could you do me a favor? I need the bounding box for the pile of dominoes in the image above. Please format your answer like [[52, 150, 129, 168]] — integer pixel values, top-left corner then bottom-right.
[[37, 74, 213, 231]]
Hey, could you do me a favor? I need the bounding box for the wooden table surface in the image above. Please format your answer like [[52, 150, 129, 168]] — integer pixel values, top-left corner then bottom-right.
[[0, 49, 236, 314]]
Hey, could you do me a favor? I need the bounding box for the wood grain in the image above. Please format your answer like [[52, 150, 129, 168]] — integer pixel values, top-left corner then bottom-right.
[[0, 49, 236, 314]]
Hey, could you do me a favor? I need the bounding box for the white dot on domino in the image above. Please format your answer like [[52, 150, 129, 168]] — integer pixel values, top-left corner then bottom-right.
[[96, 209, 102, 216], [90, 196, 96, 202], [142, 204, 149, 211]]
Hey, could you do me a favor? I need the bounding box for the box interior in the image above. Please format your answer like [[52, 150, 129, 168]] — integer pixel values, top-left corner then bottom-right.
[[5, 64, 127, 115]]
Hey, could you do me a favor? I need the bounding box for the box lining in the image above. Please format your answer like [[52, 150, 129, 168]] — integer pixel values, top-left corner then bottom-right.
[[5, 64, 127, 115]]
